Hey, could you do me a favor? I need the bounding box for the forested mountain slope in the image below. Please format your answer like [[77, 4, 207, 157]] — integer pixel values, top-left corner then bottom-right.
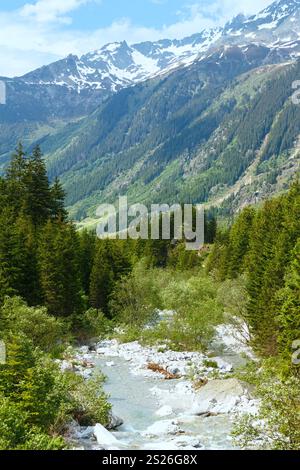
[[36, 50, 300, 220], [1, 0, 300, 220]]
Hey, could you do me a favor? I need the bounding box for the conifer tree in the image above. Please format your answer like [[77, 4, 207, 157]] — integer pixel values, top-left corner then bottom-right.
[[50, 178, 68, 222], [205, 216, 218, 244], [5, 143, 27, 212], [38, 221, 83, 317], [145, 238, 169, 268], [206, 229, 230, 281], [89, 246, 114, 314], [0, 265, 13, 304], [0, 335, 36, 400], [89, 240, 131, 315], [14, 214, 41, 305], [246, 198, 285, 355], [23, 146, 51, 226], [6, 143, 27, 184], [78, 230, 96, 295], [0, 209, 26, 299], [226, 207, 255, 279], [277, 239, 300, 359]]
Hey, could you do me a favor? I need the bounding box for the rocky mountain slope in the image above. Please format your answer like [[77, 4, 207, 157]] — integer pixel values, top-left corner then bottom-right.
[[9, 0, 300, 95], [1, 0, 300, 125], [1, 0, 300, 219], [38, 46, 300, 220]]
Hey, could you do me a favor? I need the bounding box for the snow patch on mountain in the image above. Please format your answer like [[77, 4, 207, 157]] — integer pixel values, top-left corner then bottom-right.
[[19, 1, 300, 94]]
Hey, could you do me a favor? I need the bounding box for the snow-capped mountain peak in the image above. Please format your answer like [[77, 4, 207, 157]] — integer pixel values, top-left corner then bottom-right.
[[19, 0, 300, 94]]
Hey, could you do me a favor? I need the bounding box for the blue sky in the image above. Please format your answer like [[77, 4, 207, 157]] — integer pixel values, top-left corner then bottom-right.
[[1, 0, 203, 30], [0, 0, 272, 77]]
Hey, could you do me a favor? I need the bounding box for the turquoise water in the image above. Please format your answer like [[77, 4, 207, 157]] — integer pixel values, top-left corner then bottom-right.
[[92, 355, 235, 450]]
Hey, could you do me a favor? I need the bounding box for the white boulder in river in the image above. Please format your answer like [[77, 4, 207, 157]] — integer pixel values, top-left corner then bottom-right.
[[192, 378, 250, 415], [153, 378, 254, 415], [156, 405, 173, 417], [142, 419, 183, 437], [93, 424, 119, 447]]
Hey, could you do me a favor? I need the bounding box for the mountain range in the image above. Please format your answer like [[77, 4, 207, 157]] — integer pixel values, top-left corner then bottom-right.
[[1, 0, 300, 221]]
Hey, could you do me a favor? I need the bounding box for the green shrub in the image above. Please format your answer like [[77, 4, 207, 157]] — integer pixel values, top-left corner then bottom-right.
[[116, 325, 144, 344], [66, 373, 111, 427], [0, 297, 68, 352], [109, 261, 162, 327], [158, 273, 224, 350], [203, 359, 219, 369], [0, 335, 111, 449], [0, 396, 66, 450], [233, 375, 300, 450], [71, 308, 113, 341], [18, 432, 66, 451], [112, 265, 223, 351], [167, 242, 201, 270]]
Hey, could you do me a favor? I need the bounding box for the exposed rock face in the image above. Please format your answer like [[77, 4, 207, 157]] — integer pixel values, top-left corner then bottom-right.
[[7, 1, 300, 97]]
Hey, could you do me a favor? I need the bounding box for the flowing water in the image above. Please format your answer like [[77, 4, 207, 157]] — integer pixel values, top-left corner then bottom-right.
[[90, 355, 237, 450]]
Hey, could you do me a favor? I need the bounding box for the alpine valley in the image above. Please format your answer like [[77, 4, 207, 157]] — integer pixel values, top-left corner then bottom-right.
[[0, 1, 300, 454], [1, 0, 300, 220]]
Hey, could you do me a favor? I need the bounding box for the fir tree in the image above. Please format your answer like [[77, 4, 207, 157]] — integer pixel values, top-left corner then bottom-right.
[[0, 209, 26, 298], [226, 207, 255, 279], [38, 221, 83, 317], [14, 214, 41, 305], [5, 143, 27, 212], [23, 146, 51, 226], [89, 247, 114, 314], [277, 239, 300, 359], [6, 143, 27, 184], [78, 230, 96, 295], [205, 216, 218, 244], [246, 198, 285, 355], [89, 240, 131, 315], [0, 265, 13, 304], [50, 178, 68, 222]]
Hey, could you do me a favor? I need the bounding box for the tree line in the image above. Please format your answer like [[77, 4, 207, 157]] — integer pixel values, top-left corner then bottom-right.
[[0, 144, 217, 321], [207, 180, 300, 365]]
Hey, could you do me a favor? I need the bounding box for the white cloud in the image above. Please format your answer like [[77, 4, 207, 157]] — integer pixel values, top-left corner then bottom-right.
[[0, 0, 274, 77], [171, 0, 272, 32], [20, 0, 94, 24]]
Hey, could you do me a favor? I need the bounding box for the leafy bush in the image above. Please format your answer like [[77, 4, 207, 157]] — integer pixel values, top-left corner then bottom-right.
[[66, 373, 111, 427], [71, 308, 113, 341], [0, 297, 68, 353], [0, 397, 65, 450], [233, 375, 300, 450], [203, 359, 219, 369], [0, 335, 111, 449], [158, 273, 223, 350], [112, 264, 223, 351], [167, 242, 201, 270], [116, 325, 144, 344], [109, 261, 162, 327]]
